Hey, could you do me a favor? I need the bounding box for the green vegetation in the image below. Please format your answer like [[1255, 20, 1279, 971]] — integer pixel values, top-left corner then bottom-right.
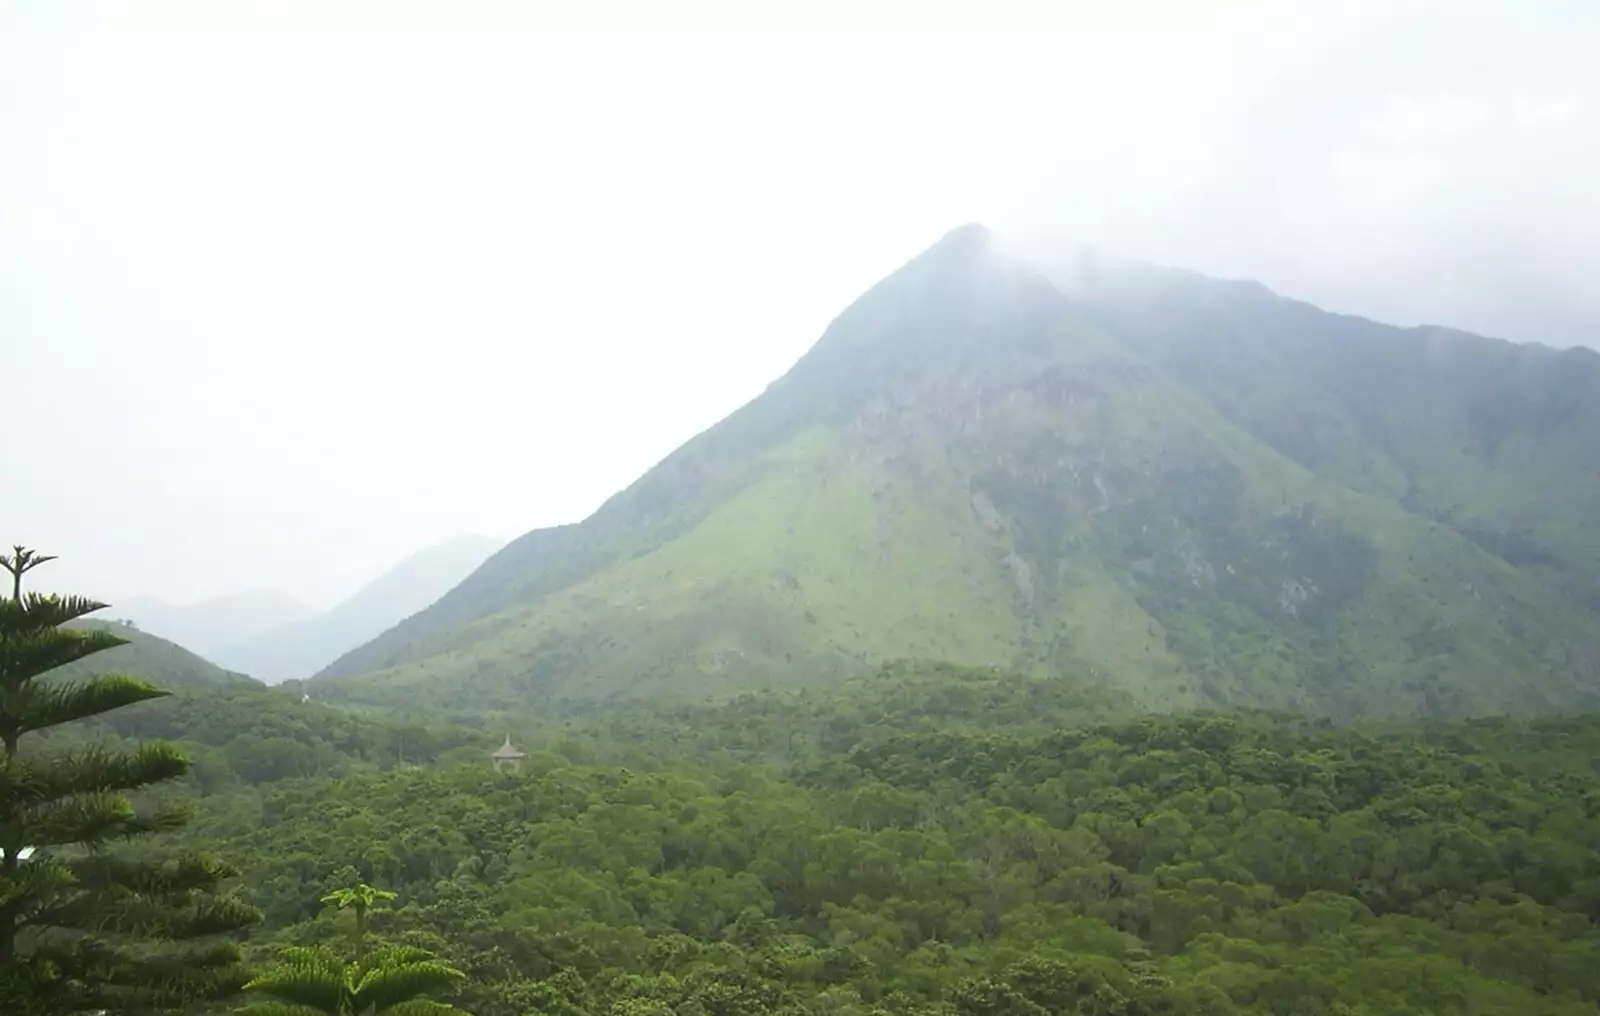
[[0, 548, 260, 1014], [1066, 253, 1600, 613], [14, 537, 1600, 1016], [32, 679, 485, 791], [239, 883, 466, 1015], [238, 942, 466, 1016], [151, 662, 1600, 1016], [11, 223, 1600, 1014], [312, 225, 1600, 721]]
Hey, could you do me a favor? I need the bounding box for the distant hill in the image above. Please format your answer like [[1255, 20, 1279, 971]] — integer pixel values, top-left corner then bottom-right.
[[37, 620, 484, 788], [311, 224, 1600, 718], [109, 589, 316, 658], [59, 617, 259, 688], [212, 535, 503, 683]]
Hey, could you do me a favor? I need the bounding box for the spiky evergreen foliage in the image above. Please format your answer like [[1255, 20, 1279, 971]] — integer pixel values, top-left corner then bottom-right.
[[239, 883, 465, 1016], [318, 884, 396, 961], [0, 547, 261, 1014], [236, 945, 466, 1016]]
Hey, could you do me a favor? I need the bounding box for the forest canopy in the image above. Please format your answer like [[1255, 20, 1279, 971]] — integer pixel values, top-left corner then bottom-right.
[[126, 663, 1600, 1016]]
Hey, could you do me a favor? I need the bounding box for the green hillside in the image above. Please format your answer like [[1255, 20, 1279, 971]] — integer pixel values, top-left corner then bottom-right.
[[312, 225, 1600, 718], [1061, 250, 1600, 615], [59, 616, 261, 687], [41, 620, 487, 789]]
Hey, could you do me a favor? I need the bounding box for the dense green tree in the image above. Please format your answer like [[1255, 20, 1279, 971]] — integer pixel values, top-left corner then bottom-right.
[[0, 547, 261, 1014], [163, 673, 1600, 1016], [235, 945, 468, 1016], [15, 656, 1600, 1015], [239, 881, 465, 1015]]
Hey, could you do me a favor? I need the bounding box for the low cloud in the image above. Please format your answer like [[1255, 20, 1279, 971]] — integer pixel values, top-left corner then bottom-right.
[[2, 0, 1594, 603]]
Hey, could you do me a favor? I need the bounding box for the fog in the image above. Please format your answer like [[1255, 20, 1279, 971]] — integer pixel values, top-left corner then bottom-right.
[[2, 0, 1595, 607]]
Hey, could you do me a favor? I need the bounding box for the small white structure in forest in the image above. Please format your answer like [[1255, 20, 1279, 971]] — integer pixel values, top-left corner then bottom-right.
[[491, 734, 526, 773]]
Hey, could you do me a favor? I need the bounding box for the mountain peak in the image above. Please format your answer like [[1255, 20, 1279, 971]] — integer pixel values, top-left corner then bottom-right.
[[928, 221, 993, 255], [894, 221, 999, 285], [796, 221, 1059, 373], [310, 231, 1600, 720]]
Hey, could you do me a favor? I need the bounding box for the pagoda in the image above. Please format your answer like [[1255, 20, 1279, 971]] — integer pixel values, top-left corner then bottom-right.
[[492, 734, 526, 773]]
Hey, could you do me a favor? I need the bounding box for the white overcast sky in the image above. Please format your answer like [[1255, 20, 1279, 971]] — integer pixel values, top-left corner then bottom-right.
[[3, 0, 1597, 607]]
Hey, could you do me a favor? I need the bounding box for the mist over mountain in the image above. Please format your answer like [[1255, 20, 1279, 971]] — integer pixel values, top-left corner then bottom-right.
[[108, 589, 317, 657], [212, 534, 503, 683], [309, 225, 1600, 718], [10, 9, 1600, 1013], [59, 618, 260, 689]]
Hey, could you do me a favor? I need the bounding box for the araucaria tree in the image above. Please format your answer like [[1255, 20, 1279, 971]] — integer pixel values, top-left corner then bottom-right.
[[239, 881, 467, 1015], [0, 546, 261, 1014]]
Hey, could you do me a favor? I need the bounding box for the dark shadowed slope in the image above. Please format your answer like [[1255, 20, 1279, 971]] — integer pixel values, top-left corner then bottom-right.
[[1057, 248, 1600, 618]]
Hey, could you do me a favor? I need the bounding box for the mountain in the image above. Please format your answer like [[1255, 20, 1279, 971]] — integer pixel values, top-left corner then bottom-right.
[[58, 617, 259, 688], [108, 589, 316, 657], [312, 224, 1600, 718], [212, 535, 503, 683], [1055, 247, 1600, 616]]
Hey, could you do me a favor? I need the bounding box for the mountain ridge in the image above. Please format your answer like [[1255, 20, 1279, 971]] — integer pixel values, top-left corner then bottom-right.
[[313, 225, 1045, 682], [59, 618, 260, 688], [215, 534, 503, 683], [1055, 248, 1600, 615], [109, 588, 317, 657], [312, 224, 1600, 717]]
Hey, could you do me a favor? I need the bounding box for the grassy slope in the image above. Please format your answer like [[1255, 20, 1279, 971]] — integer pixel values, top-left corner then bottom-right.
[[918, 306, 1596, 716], [316, 228, 1600, 719], [319, 428, 1028, 712]]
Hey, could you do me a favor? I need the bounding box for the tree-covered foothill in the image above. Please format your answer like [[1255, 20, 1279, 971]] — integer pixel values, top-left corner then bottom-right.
[[149, 663, 1600, 1016], [28, 680, 490, 792], [0, 547, 260, 1015]]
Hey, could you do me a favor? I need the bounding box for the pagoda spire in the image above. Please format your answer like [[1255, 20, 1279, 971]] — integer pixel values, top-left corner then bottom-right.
[[492, 733, 526, 773]]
